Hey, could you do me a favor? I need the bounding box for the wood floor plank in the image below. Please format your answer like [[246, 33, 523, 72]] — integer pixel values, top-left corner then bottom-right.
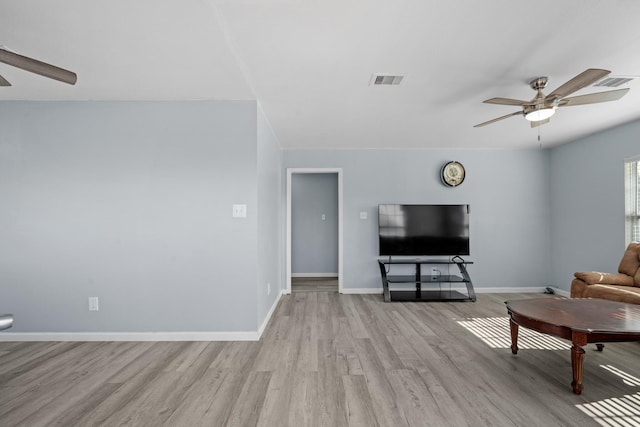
[[386, 334, 426, 368], [340, 296, 370, 340], [164, 368, 240, 425], [103, 343, 226, 426], [53, 342, 190, 426], [354, 338, 408, 427], [285, 371, 319, 427], [225, 371, 272, 427], [317, 338, 349, 426], [387, 368, 444, 427], [0, 342, 157, 426], [342, 374, 380, 427], [255, 370, 295, 427], [416, 367, 471, 427]]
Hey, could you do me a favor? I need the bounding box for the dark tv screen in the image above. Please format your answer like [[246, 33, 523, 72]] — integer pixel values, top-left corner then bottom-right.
[[378, 204, 470, 256]]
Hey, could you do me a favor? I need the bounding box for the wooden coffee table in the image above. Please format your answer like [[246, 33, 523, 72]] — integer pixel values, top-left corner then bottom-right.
[[506, 297, 640, 394]]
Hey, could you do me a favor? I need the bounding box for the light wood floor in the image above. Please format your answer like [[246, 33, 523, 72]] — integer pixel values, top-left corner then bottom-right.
[[2, 292, 640, 426], [292, 277, 338, 293]]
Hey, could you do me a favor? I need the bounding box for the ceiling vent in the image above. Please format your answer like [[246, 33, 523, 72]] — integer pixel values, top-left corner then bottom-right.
[[593, 77, 634, 88], [370, 74, 405, 86]]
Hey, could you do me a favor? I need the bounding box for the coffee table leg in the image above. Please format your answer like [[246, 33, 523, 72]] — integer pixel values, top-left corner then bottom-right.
[[570, 345, 585, 394], [509, 318, 519, 355], [571, 332, 587, 394]]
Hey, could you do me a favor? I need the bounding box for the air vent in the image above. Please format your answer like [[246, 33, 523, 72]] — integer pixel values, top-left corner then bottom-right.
[[594, 77, 633, 88], [371, 74, 405, 86]]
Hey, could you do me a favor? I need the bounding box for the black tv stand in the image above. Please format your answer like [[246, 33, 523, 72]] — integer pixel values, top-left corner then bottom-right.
[[378, 258, 476, 302]]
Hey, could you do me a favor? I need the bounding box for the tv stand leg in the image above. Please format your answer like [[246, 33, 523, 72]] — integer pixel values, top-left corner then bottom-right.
[[379, 261, 391, 302], [457, 263, 476, 302]]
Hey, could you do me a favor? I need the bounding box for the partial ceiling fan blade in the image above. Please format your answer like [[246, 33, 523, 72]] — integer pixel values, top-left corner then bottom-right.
[[0, 74, 10, 86], [545, 68, 610, 102], [559, 88, 629, 106], [530, 118, 550, 128], [473, 111, 523, 128], [483, 97, 530, 106], [0, 48, 77, 85]]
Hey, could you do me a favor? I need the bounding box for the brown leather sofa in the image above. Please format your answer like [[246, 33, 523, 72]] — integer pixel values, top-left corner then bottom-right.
[[571, 242, 640, 304]]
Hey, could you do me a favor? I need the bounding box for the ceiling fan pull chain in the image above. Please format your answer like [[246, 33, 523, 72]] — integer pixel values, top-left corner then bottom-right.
[[538, 126, 542, 148]]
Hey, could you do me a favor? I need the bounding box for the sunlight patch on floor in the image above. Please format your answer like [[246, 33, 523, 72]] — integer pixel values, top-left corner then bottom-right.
[[601, 365, 640, 387], [575, 366, 640, 426], [576, 392, 640, 426], [457, 317, 571, 350]]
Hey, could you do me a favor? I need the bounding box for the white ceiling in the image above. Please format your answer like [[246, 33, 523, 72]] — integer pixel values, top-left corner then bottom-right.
[[2, 0, 640, 149]]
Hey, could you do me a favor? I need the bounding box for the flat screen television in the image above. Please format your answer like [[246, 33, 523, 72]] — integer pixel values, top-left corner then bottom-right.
[[378, 204, 470, 256]]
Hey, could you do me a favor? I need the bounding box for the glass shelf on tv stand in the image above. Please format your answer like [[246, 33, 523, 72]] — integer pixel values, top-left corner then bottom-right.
[[377, 258, 476, 302]]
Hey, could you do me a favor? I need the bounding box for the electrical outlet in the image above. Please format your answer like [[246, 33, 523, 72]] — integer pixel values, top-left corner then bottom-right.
[[431, 268, 440, 279], [267, 282, 271, 295], [88, 297, 99, 311]]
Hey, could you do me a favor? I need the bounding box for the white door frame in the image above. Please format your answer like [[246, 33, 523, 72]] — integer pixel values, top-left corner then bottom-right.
[[286, 168, 343, 294]]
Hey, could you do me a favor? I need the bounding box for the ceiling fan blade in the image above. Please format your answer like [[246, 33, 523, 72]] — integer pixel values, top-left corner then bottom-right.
[[0, 48, 77, 85], [474, 111, 523, 127], [559, 88, 629, 106], [483, 97, 530, 106], [545, 68, 610, 102], [530, 118, 550, 128], [0, 74, 10, 86]]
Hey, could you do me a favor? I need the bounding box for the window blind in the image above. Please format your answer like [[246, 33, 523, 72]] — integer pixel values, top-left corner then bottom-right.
[[625, 156, 640, 245]]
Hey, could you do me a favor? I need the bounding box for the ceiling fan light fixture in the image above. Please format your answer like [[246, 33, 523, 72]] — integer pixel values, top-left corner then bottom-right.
[[525, 107, 555, 122]]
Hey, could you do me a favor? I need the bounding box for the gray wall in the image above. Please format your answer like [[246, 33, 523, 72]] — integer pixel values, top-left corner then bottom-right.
[[284, 149, 551, 290], [549, 119, 640, 291], [0, 101, 261, 333], [256, 105, 283, 326], [4, 98, 634, 334], [291, 173, 338, 275]]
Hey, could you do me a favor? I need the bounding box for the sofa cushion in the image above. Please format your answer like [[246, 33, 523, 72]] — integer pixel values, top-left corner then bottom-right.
[[581, 283, 640, 305], [573, 271, 634, 286], [618, 242, 640, 279]]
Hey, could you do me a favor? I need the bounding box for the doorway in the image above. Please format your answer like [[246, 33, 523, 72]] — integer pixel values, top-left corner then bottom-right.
[[286, 168, 343, 294]]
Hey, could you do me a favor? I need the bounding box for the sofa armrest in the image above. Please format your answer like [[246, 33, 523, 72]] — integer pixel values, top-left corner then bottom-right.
[[573, 271, 635, 286]]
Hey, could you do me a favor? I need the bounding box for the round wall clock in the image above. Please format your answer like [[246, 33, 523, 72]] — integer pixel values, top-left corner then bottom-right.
[[441, 161, 465, 187]]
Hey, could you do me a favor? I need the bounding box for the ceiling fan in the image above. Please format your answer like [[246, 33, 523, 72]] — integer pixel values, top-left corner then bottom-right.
[[0, 46, 77, 86], [474, 68, 629, 128]]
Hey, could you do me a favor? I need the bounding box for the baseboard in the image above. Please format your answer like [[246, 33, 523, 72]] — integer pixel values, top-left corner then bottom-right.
[[291, 273, 338, 278], [340, 288, 383, 294], [0, 331, 259, 342], [341, 286, 560, 295], [475, 286, 570, 296], [475, 286, 546, 293], [257, 289, 285, 339]]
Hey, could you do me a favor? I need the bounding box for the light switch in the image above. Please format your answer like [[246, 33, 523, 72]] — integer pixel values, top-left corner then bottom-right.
[[360, 211, 368, 220], [232, 204, 247, 218], [321, 214, 326, 221]]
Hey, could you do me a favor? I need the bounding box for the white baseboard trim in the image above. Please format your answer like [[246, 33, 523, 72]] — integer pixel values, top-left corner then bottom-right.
[[475, 286, 570, 296], [0, 331, 259, 342], [340, 286, 562, 295], [340, 288, 383, 294], [291, 273, 338, 278], [475, 286, 546, 293], [257, 289, 285, 339]]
